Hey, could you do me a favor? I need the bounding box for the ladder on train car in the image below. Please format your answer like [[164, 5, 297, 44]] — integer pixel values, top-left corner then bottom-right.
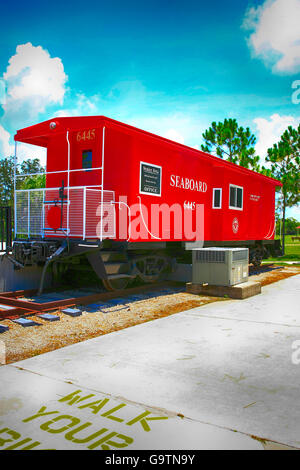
[[42, 180, 69, 234]]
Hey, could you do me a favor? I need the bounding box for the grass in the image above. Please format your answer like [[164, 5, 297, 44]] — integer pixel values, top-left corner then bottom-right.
[[266, 235, 300, 263]]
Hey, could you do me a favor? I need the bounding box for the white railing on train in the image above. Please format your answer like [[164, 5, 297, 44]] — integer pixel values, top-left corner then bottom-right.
[[14, 186, 115, 241], [13, 127, 107, 240]]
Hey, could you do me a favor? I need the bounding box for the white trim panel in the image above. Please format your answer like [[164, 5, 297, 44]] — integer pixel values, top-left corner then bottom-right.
[[212, 188, 222, 209], [229, 184, 244, 211]]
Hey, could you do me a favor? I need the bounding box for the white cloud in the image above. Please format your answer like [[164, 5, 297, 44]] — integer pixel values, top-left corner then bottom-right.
[[53, 93, 100, 118], [1, 42, 68, 134], [164, 128, 185, 144], [0, 125, 14, 156], [0, 126, 46, 164], [50, 80, 207, 150], [3, 43, 67, 105], [128, 113, 206, 149], [287, 204, 300, 220], [253, 113, 300, 161], [17, 143, 47, 166], [0, 43, 67, 162], [243, 0, 300, 73]]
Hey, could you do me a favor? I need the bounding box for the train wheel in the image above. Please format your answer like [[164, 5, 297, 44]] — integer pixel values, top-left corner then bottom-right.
[[102, 276, 133, 291], [250, 248, 263, 268], [134, 254, 169, 283]]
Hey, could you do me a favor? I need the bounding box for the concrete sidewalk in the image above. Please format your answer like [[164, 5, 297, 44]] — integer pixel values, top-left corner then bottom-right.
[[0, 275, 299, 450]]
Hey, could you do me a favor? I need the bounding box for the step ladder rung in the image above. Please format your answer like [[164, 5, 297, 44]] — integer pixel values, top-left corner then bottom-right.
[[107, 274, 135, 280], [44, 200, 69, 204], [43, 228, 68, 232]]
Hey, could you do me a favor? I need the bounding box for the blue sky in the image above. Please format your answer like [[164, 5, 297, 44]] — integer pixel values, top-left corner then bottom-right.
[[0, 0, 299, 218]]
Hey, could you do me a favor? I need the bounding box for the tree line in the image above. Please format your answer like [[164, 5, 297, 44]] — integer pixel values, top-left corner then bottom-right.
[[201, 118, 299, 253], [0, 157, 45, 207]]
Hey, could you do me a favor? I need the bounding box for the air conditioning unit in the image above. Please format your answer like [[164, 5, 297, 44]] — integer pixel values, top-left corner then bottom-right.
[[192, 247, 249, 286]]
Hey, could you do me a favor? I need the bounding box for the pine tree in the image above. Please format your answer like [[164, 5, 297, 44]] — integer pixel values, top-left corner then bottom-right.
[[201, 118, 260, 170], [266, 125, 300, 254]]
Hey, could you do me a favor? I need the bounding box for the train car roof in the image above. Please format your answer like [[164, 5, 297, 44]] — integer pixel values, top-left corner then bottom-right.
[[14, 115, 282, 187]]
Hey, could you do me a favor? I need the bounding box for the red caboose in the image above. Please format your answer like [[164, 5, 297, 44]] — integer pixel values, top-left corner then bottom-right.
[[12, 116, 282, 290]]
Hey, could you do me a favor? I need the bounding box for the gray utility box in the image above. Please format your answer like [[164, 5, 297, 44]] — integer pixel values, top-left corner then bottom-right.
[[192, 247, 249, 286]]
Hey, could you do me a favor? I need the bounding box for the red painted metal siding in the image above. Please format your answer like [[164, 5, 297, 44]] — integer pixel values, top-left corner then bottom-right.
[[15, 116, 281, 243], [103, 119, 278, 241]]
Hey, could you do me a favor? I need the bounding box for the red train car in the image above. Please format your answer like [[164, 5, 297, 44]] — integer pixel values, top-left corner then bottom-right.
[[12, 116, 282, 290]]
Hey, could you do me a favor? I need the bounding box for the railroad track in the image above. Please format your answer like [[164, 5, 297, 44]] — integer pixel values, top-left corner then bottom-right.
[[0, 264, 285, 321], [0, 281, 183, 321], [249, 263, 283, 275]]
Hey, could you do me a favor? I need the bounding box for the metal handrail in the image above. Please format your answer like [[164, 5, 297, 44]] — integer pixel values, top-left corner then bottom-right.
[[14, 127, 107, 240], [15, 186, 115, 241], [15, 167, 103, 178], [15, 184, 102, 192]]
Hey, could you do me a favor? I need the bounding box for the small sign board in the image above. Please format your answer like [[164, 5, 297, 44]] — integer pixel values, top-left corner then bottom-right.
[[140, 162, 162, 196]]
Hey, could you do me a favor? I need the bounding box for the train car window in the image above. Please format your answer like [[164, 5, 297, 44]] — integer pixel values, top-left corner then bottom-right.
[[237, 187, 243, 207], [82, 150, 92, 169], [230, 186, 235, 207], [213, 188, 222, 208], [229, 184, 243, 210]]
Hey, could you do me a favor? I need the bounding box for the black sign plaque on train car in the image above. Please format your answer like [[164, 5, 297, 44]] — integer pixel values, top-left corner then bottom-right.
[[140, 161, 162, 196]]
